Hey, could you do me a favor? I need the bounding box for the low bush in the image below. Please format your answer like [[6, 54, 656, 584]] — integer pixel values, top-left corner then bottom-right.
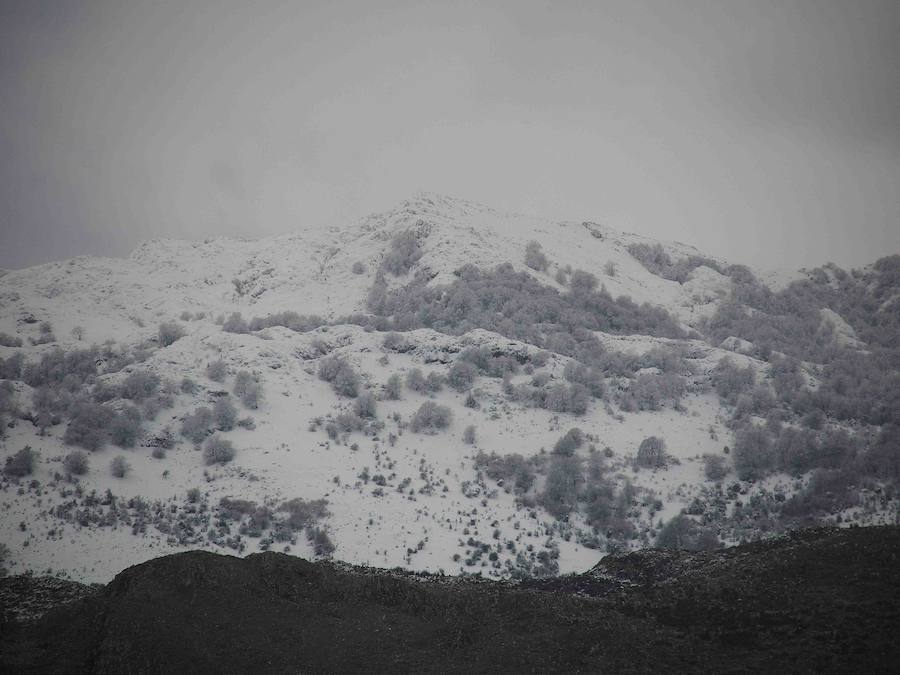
[[4, 446, 38, 477], [703, 454, 729, 481], [206, 360, 228, 382], [382, 230, 423, 276], [0, 352, 24, 380], [119, 371, 160, 400], [181, 407, 214, 444], [203, 436, 236, 465], [64, 402, 114, 451], [318, 356, 358, 398], [63, 451, 90, 475], [475, 451, 536, 493], [636, 436, 666, 468], [406, 368, 426, 393], [307, 527, 336, 558], [409, 401, 452, 433], [213, 397, 238, 431], [384, 373, 402, 400], [233, 371, 263, 409], [553, 428, 584, 456], [524, 241, 549, 271], [110, 455, 131, 478], [0, 332, 23, 348], [655, 514, 721, 551], [462, 424, 476, 445], [221, 313, 249, 334], [447, 360, 478, 392], [109, 405, 143, 448], [353, 392, 377, 418], [158, 321, 186, 347]]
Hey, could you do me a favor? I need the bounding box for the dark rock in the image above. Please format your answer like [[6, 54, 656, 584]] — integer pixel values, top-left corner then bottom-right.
[[2, 526, 899, 673]]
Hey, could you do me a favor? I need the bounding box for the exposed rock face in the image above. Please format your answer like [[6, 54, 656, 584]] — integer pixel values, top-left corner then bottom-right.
[[3, 526, 899, 673]]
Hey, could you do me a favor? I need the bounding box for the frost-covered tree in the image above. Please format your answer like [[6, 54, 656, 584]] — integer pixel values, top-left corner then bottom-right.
[[524, 241, 549, 272]]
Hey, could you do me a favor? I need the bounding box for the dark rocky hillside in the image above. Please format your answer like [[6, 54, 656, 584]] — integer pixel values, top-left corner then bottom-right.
[[2, 525, 899, 673]]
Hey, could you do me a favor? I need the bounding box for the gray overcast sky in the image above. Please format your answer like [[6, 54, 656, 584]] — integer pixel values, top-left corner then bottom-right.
[[2, 0, 898, 271]]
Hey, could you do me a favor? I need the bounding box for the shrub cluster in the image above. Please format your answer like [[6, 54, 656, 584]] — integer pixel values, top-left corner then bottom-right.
[[409, 401, 452, 433], [382, 230, 423, 276], [203, 436, 236, 465], [158, 321, 186, 347], [233, 371, 263, 409], [318, 356, 359, 398]]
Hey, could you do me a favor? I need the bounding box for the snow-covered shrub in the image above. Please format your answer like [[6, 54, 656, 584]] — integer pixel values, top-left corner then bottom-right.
[[279, 497, 330, 531], [307, 526, 335, 558], [180, 377, 199, 394], [540, 455, 583, 519], [475, 452, 536, 493], [351, 261, 366, 274], [158, 321, 186, 347], [712, 357, 755, 405], [335, 411, 365, 433], [409, 401, 452, 433], [181, 407, 213, 444], [0, 352, 24, 380], [553, 428, 584, 456], [703, 454, 729, 481], [64, 401, 114, 451], [63, 451, 89, 475], [31, 321, 56, 345], [636, 436, 666, 468], [4, 446, 37, 477], [623, 373, 685, 411], [733, 426, 775, 481], [233, 371, 263, 408], [524, 241, 548, 271], [569, 269, 598, 296], [206, 360, 227, 383], [0, 332, 23, 348], [382, 332, 410, 352], [248, 312, 326, 333], [24, 347, 98, 388], [544, 382, 590, 415], [447, 361, 478, 392], [462, 424, 476, 445], [119, 371, 160, 401], [563, 361, 605, 398], [382, 230, 423, 276], [425, 372, 444, 393], [221, 312, 249, 334], [213, 397, 238, 431], [384, 373, 402, 400], [405, 368, 426, 393], [109, 455, 131, 478], [203, 435, 236, 465], [655, 514, 721, 551], [318, 356, 359, 398], [353, 392, 377, 419], [109, 405, 143, 448]]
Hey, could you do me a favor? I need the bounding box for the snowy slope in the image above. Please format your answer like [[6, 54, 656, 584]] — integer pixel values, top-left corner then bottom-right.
[[2, 193, 867, 583]]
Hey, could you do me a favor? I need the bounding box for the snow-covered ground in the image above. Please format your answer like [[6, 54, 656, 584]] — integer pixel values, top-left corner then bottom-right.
[[1, 194, 886, 582]]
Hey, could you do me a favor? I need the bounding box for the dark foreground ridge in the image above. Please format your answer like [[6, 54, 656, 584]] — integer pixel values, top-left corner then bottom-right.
[[2, 526, 899, 673]]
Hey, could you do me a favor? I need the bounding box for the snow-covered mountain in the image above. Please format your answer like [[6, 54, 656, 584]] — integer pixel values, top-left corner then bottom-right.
[[0, 193, 896, 582]]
